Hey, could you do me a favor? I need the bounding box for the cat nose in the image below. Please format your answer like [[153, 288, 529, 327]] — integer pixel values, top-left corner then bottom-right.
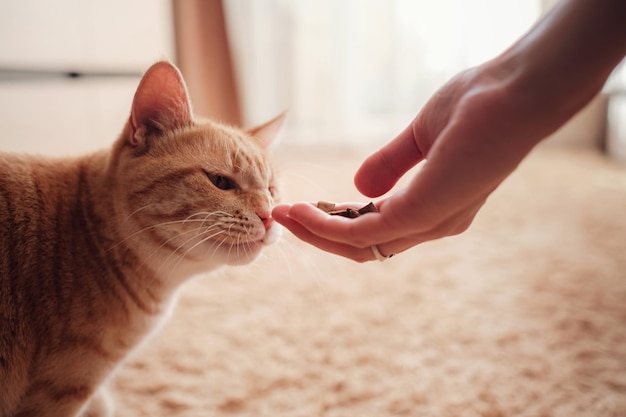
[[258, 212, 273, 231]]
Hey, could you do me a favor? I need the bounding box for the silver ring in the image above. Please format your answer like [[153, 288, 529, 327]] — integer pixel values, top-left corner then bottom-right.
[[371, 244, 394, 262]]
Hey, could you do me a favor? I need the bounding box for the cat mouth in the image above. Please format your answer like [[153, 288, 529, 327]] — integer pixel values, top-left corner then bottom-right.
[[211, 225, 280, 256], [224, 223, 281, 247], [199, 223, 280, 259], [211, 238, 263, 265], [225, 233, 275, 251]]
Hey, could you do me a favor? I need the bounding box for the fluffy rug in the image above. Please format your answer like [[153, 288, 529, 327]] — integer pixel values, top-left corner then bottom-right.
[[113, 145, 626, 417]]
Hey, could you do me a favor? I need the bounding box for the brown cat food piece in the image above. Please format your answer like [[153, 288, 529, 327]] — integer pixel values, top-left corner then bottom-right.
[[317, 201, 336, 213], [356, 202, 378, 215], [316, 201, 378, 218]]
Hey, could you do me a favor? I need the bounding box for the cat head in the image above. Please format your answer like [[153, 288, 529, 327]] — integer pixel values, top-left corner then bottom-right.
[[111, 61, 284, 275]]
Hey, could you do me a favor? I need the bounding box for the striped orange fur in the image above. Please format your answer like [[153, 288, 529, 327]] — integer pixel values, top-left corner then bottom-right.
[[0, 61, 284, 417]]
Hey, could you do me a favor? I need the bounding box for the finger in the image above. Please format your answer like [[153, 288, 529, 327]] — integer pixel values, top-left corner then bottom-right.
[[280, 202, 403, 249], [271, 203, 292, 222], [354, 123, 424, 198], [273, 204, 381, 262], [274, 203, 439, 262]]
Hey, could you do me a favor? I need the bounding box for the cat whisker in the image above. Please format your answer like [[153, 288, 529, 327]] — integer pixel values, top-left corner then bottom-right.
[[193, 213, 212, 236], [205, 234, 235, 269], [158, 228, 227, 276], [192, 211, 230, 236], [166, 229, 227, 275], [183, 211, 231, 223], [133, 214, 227, 273], [143, 227, 205, 275], [149, 224, 222, 260], [109, 219, 201, 251], [108, 213, 229, 251], [122, 204, 153, 224], [271, 237, 326, 286], [226, 228, 237, 261]]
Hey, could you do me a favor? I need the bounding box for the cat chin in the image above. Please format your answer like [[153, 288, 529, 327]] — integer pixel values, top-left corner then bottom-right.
[[219, 241, 264, 266], [221, 224, 282, 266]]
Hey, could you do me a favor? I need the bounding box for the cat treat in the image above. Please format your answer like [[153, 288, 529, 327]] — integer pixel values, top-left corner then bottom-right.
[[316, 201, 378, 218]]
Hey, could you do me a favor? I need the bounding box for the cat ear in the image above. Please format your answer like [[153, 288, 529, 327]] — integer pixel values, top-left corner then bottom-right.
[[247, 111, 287, 148], [129, 61, 193, 152]]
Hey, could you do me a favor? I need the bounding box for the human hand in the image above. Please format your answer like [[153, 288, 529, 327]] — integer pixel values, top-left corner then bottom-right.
[[273, 63, 544, 262], [272, 0, 626, 262]]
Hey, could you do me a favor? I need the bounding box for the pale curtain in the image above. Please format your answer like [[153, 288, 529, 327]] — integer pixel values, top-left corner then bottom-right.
[[224, 0, 541, 145], [173, 0, 241, 125]]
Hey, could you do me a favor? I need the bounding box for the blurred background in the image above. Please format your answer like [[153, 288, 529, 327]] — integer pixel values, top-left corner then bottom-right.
[[2, 3, 626, 415], [0, 0, 624, 156]]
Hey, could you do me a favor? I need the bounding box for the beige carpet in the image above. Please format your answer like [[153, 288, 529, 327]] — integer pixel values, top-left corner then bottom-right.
[[112, 146, 626, 417]]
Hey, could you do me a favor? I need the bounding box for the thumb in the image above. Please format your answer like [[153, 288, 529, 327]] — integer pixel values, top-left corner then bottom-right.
[[354, 124, 424, 198]]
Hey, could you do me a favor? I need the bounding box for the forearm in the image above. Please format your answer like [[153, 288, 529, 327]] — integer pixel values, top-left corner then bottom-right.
[[273, 0, 626, 260], [491, 0, 626, 140], [404, 0, 626, 221]]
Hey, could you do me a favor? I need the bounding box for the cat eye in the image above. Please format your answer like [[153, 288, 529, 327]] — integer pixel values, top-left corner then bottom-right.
[[205, 172, 237, 191]]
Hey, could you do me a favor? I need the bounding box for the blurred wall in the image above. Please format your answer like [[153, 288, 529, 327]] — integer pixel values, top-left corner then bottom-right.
[[225, 0, 542, 146], [0, 0, 174, 156], [0, 0, 618, 155]]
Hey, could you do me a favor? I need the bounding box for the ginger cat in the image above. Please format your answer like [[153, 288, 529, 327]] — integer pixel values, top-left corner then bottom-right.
[[0, 61, 284, 417]]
